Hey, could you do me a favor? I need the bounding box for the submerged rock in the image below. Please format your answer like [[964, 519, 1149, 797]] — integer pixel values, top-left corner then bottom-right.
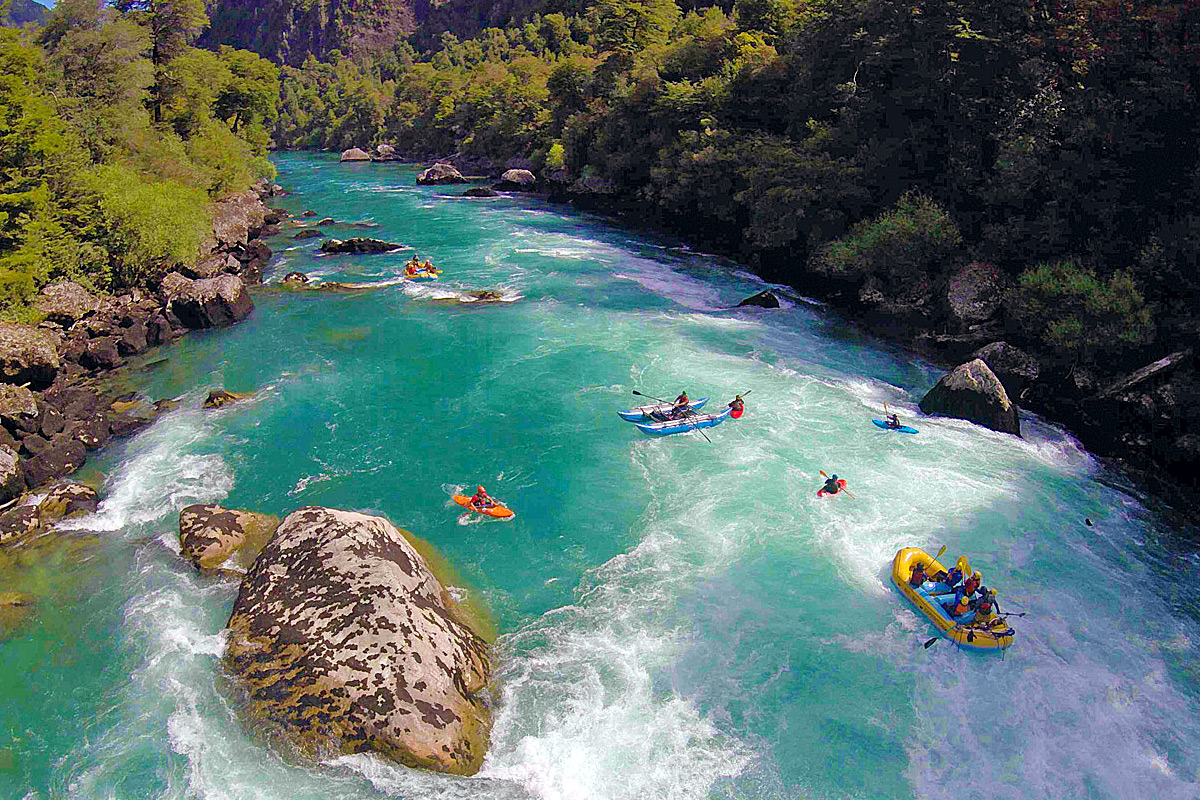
[[224, 507, 491, 775], [463, 187, 499, 198], [293, 229, 324, 240], [737, 290, 781, 309], [919, 358, 1021, 436], [204, 389, 254, 409], [282, 272, 310, 286], [417, 163, 465, 185], [178, 504, 279, 570], [320, 238, 403, 254]]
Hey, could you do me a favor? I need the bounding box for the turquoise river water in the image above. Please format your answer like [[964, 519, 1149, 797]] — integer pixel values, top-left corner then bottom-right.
[[3, 152, 1200, 800]]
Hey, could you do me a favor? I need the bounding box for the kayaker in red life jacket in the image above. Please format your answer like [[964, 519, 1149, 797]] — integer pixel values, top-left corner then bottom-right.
[[729, 395, 744, 417], [822, 474, 842, 495], [470, 485, 495, 509], [908, 562, 928, 588]]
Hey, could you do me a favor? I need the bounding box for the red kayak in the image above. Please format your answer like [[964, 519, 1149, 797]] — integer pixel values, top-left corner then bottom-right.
[[730, 406, 744, 419], [817, 479, 847, 498]]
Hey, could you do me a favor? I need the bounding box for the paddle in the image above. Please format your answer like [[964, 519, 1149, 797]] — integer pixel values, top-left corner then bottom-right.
[[632, 390, 712, 443], [819, 469, 855, 498]]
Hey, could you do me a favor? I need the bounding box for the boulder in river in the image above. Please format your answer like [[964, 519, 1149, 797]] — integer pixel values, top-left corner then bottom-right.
[[224, 507, 491, 775], [463, 187, 499, 198], [178, 503, 279, 570], [35, 282, 100, 326], [204, 389, 254, 409], [37, 482, 99, 524], [417, 163, 465, 185], [0, 323, 60, 389], [737, 290, 781, 309], [320, 238, 403, 254], [374, 144, 400, 161], [340, 148, 371, 162], [169, 275, 254, 329], [919, 358, 1021, 436], [292, 229, 324, 240], [494, 169, 536, 190], [23, 436, 87, 488], [971, 341, 1040, 399], [282, 272, 310, 287]]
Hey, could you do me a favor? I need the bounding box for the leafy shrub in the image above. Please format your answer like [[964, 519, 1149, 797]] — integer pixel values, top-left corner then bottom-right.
[[1011, 261, 1154, 361]]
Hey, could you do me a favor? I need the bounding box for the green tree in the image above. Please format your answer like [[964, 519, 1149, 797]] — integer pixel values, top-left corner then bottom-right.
[[596, 0, 682, 53], [113, 0, 208, 122]]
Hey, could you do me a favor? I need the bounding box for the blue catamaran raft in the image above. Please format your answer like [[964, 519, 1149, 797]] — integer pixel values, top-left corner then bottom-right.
[[617, 397, 708, 422], [634, 406, 733, 437]]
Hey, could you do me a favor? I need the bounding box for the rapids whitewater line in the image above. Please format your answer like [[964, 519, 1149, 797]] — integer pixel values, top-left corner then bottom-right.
[[3, 152, 1200, 800]]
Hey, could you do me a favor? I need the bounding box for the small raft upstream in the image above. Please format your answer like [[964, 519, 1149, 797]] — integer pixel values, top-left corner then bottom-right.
[[891, 547, 1015, 652]]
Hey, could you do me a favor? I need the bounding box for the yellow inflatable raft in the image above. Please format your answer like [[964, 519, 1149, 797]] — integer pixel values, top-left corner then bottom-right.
[[891, 547, 1015, 652]]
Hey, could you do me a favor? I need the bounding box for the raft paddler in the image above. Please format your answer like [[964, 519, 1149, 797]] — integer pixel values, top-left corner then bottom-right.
[[669, 391, 690, 419], [908, 561, 928, 588]]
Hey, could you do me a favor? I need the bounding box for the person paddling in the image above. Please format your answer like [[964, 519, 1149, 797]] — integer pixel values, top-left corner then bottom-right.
[[469, 485, 495, 510], [908, 561, 928, 588], [887, 413, 901, 429], [729, 395, 745, 418], [821, 474, 842, 495], [670, 391, 690, 419]]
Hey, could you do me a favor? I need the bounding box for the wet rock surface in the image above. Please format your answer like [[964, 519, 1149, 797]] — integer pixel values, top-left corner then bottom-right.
[[224, 507, 491, 775], [920, 358, 1021, 436]]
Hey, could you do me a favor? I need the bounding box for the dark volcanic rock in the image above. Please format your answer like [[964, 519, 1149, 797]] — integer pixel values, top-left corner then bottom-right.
[[69, 412, 110, 450], [204, 389, 253, 409], [0, 384, 38, 429], [920, 358, 1021, 436], [282, 272, 310, 286], [319, 238, 403, 254], [178, 504, 279, 570], [293, 229, 324, 240], [463, 187, 499, 198], [37, 483, 100, 523], [170, 275, 254, 329], [0, 503, 39, 548], [737, 290, 781, 309], [147, 315, 176, 347], [24, 437, 86, 488], [417, 163, 465, 186], [224, 507, 491, 775], [80, 338, 121, 371], [117, 323, 149, 357], [0, 324, 60, 389]]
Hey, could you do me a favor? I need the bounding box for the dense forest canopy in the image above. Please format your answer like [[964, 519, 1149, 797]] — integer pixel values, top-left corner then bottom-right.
[[0, 0, 278, 317], [261, 0, 1200, 372]]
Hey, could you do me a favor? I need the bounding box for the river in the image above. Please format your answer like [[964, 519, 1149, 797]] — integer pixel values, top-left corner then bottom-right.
[[3, 152, 1199, 800]]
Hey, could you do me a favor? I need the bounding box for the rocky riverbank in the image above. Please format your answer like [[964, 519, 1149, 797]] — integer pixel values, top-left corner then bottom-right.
[[0, 181, 280, 545]]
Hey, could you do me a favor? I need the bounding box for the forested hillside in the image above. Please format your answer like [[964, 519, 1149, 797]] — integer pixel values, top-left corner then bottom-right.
[[0, 0, 278, 317], [249, 0, 1200, 505], [2, 0, 49, 28]]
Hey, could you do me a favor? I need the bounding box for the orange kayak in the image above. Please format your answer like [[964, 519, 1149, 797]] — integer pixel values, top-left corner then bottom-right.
[[453, 494, 515, 519]]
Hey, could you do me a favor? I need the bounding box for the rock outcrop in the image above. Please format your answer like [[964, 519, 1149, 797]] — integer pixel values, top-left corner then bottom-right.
[[737, 290, 781, 309], [35, 282, 100, 326], [340, 148, 371, 162], [946, 262, 1005, 331], [37, 483, 100, 523], [178, 503, 279, 570], [169, 275, 254, 329], [919, 358, 1021, 436], [224, 507, 491, 775], [320, 238, 403, 254], [463, 187, 499, 198], [971, 341, 1040, 399], [0, 324, 60, 389], [494, 169, 536, 190], [0, 445, 23, 504], [374, 144, 400, 161], [417, 163, 465, 185]]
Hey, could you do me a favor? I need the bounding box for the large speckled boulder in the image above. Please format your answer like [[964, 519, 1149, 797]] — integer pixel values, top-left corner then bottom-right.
[[178, 504, 279, 570], [494, 169, 536, 190], [416, 163, 465, 185], [340, 148, 371, 162], [224, 507, 491, 775], [919, 358, 1021, 436], [35, 282, 100, 326], [0, 384, 38, 427], [37, 483, 99, 524], [0, 323, 60, 389], [170, 275, 254, 329]]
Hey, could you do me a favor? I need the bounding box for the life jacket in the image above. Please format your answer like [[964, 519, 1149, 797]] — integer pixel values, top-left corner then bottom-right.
[[730, 399, 744, 419], [824, 480, 840, 494], [946, 567, 963, 587], [978, 594, 994, 614], [952, 591, 970, 616], [963, 576, 980, 595], [909, 567, 926, 587]]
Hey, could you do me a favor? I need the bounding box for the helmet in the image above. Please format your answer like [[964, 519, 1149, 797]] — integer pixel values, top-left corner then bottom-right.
[[972, 571, 981, 580], [477, 486, 485, 493], [831, 474, 838, 480]]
